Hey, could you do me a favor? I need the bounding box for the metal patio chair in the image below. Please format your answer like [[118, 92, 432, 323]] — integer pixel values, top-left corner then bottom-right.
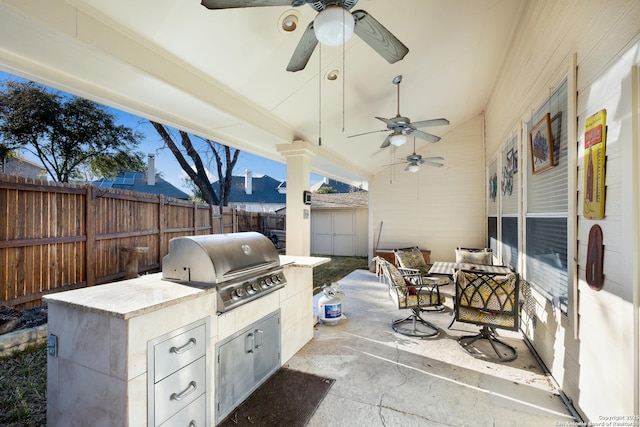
[[453, 269, 520, 361], [376, 257, 442, 338]]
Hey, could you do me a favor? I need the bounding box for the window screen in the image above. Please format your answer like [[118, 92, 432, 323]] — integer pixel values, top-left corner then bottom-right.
[[488, 159, 498, 216], [501, 216, 518, 272], [488, 217, 498, 254], [501, 135, 519, 215], [500, 134, 519, 272]]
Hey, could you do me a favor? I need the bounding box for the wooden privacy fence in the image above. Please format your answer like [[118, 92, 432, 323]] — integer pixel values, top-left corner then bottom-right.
[[0, 174, 241, 310]]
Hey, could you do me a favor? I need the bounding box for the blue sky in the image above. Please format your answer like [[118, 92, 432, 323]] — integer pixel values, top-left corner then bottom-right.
[[1, 71, 321, 194]]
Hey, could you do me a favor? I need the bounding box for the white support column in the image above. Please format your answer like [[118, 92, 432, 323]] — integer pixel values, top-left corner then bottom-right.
[[277, 141, 314, 256]]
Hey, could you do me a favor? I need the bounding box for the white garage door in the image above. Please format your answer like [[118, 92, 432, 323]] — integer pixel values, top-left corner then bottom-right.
[[311, 211, 356, 256]]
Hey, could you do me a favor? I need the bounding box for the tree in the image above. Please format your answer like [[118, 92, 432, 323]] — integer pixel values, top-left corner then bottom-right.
[[316, 186, 337, 194], [0, 80, 144, 182], [150, 121, 240, 207]]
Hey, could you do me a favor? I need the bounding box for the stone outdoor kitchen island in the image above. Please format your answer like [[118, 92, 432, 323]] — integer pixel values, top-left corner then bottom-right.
[[44, 254, 328, 426]]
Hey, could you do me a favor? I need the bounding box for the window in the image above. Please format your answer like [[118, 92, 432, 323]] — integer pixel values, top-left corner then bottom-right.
[[487, 159, 498, 253], [525, 79, 569, 313], [488, 217, 498, 254], [502, 217, 518, 271], [501, 135, 519, 271]]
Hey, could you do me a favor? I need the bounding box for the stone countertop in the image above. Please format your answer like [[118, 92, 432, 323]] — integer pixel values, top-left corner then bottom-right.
[[43, 255, 330, 320], [43, 273, 208, 320], [280, 255, 331, 268]]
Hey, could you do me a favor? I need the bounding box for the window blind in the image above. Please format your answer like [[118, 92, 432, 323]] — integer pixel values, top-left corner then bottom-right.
[[525, 79, 569, 313]]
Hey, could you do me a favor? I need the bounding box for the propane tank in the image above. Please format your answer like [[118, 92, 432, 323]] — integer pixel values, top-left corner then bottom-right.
[[329, 282, 346, 315], [318, 284, 342, 325]]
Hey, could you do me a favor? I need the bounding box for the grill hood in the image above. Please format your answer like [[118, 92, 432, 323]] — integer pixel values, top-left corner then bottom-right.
[[162, 232, 280, 285]]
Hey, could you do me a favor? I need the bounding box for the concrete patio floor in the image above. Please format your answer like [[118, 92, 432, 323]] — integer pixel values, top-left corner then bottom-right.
[[285, 269, 577, 426]]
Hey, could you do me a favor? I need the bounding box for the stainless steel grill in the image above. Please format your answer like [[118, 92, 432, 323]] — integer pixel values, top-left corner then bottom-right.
[[162, 232, 286, 313]]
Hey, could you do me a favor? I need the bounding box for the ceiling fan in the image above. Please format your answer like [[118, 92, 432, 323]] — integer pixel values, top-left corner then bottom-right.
[[200, 0, 409, 72], [386, 137, 444, 172], [349, 75, 450, 149]]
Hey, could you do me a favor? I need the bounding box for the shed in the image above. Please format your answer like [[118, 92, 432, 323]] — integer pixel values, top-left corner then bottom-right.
[[310, 192, 368, 257]]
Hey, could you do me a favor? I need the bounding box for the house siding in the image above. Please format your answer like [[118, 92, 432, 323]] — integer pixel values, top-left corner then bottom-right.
[[484, 0, 640, 420], [371, 114, 485, 262]]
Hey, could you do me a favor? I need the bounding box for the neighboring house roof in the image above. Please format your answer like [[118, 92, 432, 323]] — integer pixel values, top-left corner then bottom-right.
[[311, 178, 364, 193], [93, 171, 190, 199], [1, 155, 47, 179], [213, 174, 286, 204], [310, 192, 368, 209]]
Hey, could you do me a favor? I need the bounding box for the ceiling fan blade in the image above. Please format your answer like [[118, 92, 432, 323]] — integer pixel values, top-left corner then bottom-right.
[[287, 22, 318, 72], [201, 0, 293, 9], [352, 10, 409, 64], [409, 118, 450, 128], [380, 134, 392, 148], [375, 116, 396, 127], [424, 156, 444, 161], [347, 129, 388, 138], [423, 161, 444, 168], [408, 129, 441, 143]]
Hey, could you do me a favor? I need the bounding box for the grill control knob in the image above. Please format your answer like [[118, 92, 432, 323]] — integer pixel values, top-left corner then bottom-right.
[[231, 288, 245, 300], [272, 274, 280, 283], [246, 284, 256, 295], [251, 283, 261, 292], [260, 280, 268, 289], [265, 277, 273, 287]]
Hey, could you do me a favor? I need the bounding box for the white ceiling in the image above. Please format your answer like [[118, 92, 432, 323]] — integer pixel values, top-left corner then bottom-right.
[[0, 0, 525, 185]]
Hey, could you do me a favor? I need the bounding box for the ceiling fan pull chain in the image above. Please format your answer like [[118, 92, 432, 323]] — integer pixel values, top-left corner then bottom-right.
[[342, 20, 346, 133], [318, 44, 322, 146]]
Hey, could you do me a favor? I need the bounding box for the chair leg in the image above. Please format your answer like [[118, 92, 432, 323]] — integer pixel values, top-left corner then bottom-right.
[[421, 304, 446, 313], [458, 326, 517, 362], [447, 307, 456, 329], [393, 308, 439, 338]]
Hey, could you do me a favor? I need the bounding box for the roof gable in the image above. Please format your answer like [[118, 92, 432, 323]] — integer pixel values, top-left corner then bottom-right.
[[214, 174, 286, 204]]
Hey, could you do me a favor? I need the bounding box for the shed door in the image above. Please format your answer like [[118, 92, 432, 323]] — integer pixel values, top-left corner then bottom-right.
[[311, 211, 356, 256]]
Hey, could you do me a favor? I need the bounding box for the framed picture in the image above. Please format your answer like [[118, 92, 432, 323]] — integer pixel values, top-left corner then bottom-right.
[[529, 113, 555, 174]]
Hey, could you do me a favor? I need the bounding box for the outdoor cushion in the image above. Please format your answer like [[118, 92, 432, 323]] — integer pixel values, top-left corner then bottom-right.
[[455, 247, 493, 265]]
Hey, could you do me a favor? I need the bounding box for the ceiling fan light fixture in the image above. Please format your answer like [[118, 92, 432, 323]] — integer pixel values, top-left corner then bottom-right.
[[313, 6, 354, 46], [390, 133, 408, 146], [407, 162, 421, 173]]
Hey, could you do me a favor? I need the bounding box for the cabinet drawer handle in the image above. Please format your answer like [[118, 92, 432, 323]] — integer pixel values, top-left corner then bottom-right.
[[255, 329, 263, 349], [170, 381, 197, 401], [189, 422, 197, 427], [246, 333, 254, 354], [170, 338, 197, 354]]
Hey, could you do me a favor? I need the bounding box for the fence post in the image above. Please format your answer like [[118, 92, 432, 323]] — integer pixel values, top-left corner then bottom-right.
[[193, 200, 198, 235], [85, 185, 96, 288], [158, 194, 165, 258]]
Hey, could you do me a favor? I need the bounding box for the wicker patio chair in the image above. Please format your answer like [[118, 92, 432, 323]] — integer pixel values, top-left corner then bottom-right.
[[394, 246, 449, 289], [453, 269, 520, 361]]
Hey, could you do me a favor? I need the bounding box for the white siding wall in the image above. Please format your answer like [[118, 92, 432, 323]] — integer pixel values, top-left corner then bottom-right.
[[370, 115, 485, 262], [484, 0, 640, 420]]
